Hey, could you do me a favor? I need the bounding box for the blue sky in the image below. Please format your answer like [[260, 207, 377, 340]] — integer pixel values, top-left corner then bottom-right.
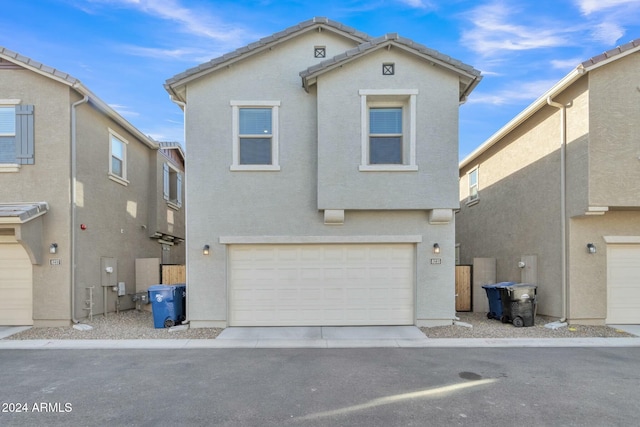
[[2, 0, 640, 160]]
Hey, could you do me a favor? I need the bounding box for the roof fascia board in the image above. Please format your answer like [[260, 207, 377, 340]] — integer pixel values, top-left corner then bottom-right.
[[460, 39, 640, 170], [459, 68, 583, 170], [73, 83, 158, 150], [302, 41, 480, 91], [581, 43, 640, 72], [0, 48, 157, 151]]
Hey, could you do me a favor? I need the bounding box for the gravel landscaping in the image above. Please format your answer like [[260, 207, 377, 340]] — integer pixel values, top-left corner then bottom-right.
[[4, 309, 635, 340], [421, 312, 635, 339]]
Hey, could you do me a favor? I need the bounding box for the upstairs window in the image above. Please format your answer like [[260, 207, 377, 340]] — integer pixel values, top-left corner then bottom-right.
[[359, 90, 418, 172], [468, 167, 479, 203], [231, 101, 280, 171], [0, 100, 34, 167], [369, 107, 403, 164], [109, 129, 128, 185], [163, 162, 183, 209]]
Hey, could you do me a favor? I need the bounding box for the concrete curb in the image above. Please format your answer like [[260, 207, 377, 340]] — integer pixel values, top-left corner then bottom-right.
[[2, 337, 640, 350]]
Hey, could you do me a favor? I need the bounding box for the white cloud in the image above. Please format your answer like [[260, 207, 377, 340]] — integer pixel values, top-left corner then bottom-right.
[[550, 58, 582, 70], [576, 0, 638, 15], [467, 79, 559, 106], [108, 103, 140, 118], [461, 3, 571, 56], [81, 0, 252, 42], [396, 0, 433, 9], [120, 45, 216, 61], [591, 21, 625, 44]]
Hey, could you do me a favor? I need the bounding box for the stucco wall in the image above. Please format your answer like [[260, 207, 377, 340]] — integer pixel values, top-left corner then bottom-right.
[[0, 69, 73, 325], [74, 100, 162, 318], [316, 47, 460, 209], [569, 211, 640, 324], [184, 30, 459, 326], [589, 52, 640, 207]]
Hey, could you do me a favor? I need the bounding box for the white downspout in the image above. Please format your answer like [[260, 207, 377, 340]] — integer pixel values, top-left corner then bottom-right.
[[547, 96, 567, 323], [70, 93, 89, 323], [169, 95, 188, 322]]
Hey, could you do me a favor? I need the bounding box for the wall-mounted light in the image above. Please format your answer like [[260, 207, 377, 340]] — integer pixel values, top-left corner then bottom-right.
[[433, 243, 440, 254], [49, 243, 58, 254], [587, 243, 596, 254], [203, 244, 210, 256]]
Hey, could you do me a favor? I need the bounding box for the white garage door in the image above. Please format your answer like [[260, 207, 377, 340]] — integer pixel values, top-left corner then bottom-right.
[[229, 244, 415, 326], [0, 243, 33, 325], [607, 244, 640, 324]]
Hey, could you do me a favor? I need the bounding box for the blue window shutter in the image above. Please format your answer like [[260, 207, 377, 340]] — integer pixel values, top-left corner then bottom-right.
[[15, 105, 34, 165], [177, 173, 182, 207], [163, 163, 169, 200]]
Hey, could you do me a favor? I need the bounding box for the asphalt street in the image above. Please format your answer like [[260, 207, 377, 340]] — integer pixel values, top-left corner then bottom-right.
[[1, 347, 639, 426]]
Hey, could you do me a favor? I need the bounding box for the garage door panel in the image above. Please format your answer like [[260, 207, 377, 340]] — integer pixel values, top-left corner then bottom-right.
[[607, 244, 640, 324], [229, 244, 414, 326], [0, 244, 33, 325]]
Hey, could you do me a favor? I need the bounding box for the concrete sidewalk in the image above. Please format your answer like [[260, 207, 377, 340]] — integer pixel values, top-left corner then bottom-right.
[[1, 325, 640, 349]]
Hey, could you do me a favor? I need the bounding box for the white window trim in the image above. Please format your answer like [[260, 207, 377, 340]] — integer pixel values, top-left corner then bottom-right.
[[466, 166, 479, 205], [230, 100, 281, 171], [359, 89, 418, 172], [108, 128, 129, 186]]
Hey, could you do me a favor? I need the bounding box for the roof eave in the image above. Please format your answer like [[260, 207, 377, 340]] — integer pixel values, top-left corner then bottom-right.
[[459, 67, 583, 170]]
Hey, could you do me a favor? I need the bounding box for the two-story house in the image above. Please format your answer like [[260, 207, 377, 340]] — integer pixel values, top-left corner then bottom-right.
[[0, 47, 185, 326], [457, 39, 640, 325], [165, 17, 481, 328]]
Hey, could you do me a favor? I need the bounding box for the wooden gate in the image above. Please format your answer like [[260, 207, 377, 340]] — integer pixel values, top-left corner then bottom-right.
[[162, 264, 186, 284], [455, 265, 472, 312]]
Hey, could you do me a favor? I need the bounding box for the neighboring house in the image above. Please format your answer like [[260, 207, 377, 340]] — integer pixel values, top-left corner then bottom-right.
[[165, 17, 481, 328], [0, 47, 185, 326], [457, 39, 640, 325]]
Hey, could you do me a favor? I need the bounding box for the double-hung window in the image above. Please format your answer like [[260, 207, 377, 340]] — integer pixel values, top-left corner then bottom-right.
[[467, 167, 479, 204], [359, 90, 418, 172], [109, 129, 128, 185], [0, 99, 34, 168], [231, 101, 280, 171], [163, 162, 182, 209]]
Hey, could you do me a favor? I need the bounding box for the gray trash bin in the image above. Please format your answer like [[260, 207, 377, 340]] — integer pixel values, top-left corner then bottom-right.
[[498, 283, 537, 327]]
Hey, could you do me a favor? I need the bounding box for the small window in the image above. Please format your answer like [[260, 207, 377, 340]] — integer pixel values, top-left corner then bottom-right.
[[314, 46, 326, 58], [369, 108, 402, 164], [230, 101, 280, 171], [0, 106, 15, 136], [0, 101, 34, 166], [382, 63, 395, 75], [468, 168, 479, 203], [163, 163, 182, 208], [359, 90, 418, 172], [109, 130, 128, 184]]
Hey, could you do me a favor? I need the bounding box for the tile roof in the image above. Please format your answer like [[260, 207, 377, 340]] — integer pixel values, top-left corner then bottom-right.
[[581, 37, 640, 68], [0, 45, 159, 150], [0, 202, 48, 224], [165, 17, 371, 89], [300, 32, 481, 82], [0, 46, 78, 85]]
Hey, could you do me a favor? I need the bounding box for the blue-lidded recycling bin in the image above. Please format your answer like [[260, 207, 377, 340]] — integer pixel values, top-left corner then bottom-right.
[[148, 285, 180, 328], [482, 282, 515, 320]]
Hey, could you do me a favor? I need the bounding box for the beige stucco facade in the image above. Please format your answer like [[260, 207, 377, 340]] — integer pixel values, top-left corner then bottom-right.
[[457, 45, 640, 324], [0, 48, 185, 326]]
